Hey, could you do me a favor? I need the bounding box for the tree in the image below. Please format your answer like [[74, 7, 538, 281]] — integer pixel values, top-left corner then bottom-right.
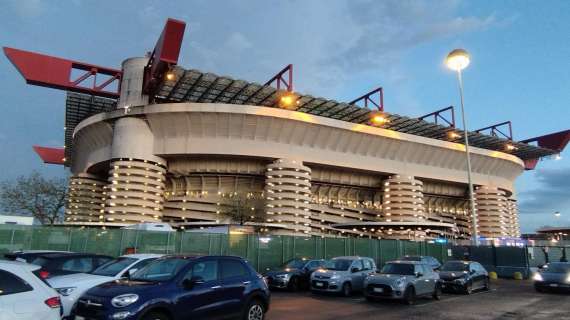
[[219, 192, 267, 228], [0, 171, 67, 225]]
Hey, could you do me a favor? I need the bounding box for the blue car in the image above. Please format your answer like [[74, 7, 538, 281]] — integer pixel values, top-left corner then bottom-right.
[[72, 255, 270, 320]]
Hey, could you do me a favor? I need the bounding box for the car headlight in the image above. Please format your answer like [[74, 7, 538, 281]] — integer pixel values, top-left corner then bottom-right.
[[395, 278, 406, 288], [566, 274, 570, 283], [111, 294, 139, 308], [56, 287, 76, 296], [533, 273, 544, 281]]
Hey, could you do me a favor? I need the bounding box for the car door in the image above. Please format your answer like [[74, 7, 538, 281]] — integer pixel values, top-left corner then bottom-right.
[[349, 260, 365, 290], [176, 259, 224, 320], [422, 264, 438, 294], [0, 269, 49, 320], [219, 258, 252, 318], [413, 264, 429, 295], [473, 263, 486, 288], [468, 263, 481, 288]]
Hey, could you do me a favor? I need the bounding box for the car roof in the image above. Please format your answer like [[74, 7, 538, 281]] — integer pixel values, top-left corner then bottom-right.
[[35, 252, 108, 259], [0, 260, 41, 272], [120, 254, 164, 259], [387, 260, 425, 265], [444, 260, 473, 264], [333, 256, 370, 260]]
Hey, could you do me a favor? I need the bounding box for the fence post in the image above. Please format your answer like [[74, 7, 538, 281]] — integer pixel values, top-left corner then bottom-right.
[[179, 232, 185, 254], [208, 234, 212, 255], [82, 230, 89, 253], [166, 232, 171, 254], [293, 236, 296, 258], [118, 230, 125, 256], [134, 230, 140, 253], [67, 228, 73, 252], [10, 228, 15, 251]]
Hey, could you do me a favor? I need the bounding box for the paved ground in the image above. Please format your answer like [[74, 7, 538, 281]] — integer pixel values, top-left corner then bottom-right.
[[266, 279, 570, 320]]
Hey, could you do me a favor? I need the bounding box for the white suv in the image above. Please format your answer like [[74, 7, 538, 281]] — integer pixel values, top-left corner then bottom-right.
[[0, 260, 61, 320], [48, 253, 162, 318]]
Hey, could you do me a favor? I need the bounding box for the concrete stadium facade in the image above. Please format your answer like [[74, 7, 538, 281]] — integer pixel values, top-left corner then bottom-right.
[[64, 57, 523, 241]]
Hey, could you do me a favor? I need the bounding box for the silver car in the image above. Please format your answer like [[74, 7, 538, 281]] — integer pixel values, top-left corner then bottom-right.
[[310, 256, 376, 296], [363, 260, 441, 304]]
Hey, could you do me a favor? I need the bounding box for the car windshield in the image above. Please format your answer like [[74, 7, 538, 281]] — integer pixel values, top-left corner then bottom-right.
[[380, 263, 415, 275], [400, 256, 421, 262], [282, 259, 306, 269], [441, 262, 470, 272], [543, 263, 570, 273], [130, 258, 188, 282], [324, 259, 351, 271], [91, 257, 137, 277]]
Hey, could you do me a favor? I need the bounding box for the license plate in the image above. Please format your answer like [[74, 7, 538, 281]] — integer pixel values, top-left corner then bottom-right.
[[549, 283, 559, 287], [315, 282, 324, 287], [373, 287, 384, 293]]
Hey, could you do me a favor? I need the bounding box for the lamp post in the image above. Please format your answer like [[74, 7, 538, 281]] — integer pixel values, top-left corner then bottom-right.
[[446, 49, 479, 246]]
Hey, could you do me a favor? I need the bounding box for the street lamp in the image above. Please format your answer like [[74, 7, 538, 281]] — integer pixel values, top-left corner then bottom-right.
[[446, 48, 479, 246]]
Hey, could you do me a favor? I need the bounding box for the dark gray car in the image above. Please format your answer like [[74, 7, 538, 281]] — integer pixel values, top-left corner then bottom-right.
[[310, 256, 376, 296], [533, 262, 570, 293], [363, 261, 441, 304], [439, 260, 490, 294]]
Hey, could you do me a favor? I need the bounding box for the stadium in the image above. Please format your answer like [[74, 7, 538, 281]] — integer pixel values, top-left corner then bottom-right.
[[4, 19, 569, 241]]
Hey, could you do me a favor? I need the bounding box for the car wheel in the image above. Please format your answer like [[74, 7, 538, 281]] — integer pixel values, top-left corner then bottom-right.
[[403, 286, 416, 305], [483, 278, 491, 291], [365, 295, 376, 302], [534, 285, 545, 293], [141, 311, 170, 320], [243, 299, 265, 320], [342, 282, 352, 297], [433, 283, 442, 300], [288, 277, 299, 291]]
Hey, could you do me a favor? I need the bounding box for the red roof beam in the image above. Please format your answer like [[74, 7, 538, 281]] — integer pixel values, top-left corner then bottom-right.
[[520, 129, 570, 152], [143, 18, 186, 96], [418, 106, 456, 128], [475, 121, 513, 140], [3, 47, 121, 99], [349, 87, 384, 111], [264, 64, 294, 92], [32, 146, 65, 165]]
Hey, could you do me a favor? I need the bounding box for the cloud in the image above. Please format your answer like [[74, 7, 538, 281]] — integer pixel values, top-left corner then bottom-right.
[[518, 167, 570, 214]]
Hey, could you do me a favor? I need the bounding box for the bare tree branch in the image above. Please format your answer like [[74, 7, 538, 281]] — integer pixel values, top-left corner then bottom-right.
[[219, 192, 267, 231], [0, 171, 68, 225]]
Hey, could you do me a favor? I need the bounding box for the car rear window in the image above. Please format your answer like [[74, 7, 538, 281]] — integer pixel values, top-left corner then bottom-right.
[[380, 263, 415, 275], [0, 270, 33, 295]]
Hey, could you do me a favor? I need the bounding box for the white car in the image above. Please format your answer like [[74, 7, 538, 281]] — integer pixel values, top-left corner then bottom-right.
[[0, 260, 61, 320], [48, 253, 162, 318]]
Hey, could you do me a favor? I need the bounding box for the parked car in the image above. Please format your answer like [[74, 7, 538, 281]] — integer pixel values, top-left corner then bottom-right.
[[533, 262, 570, 293], [30, 252, 113, 279], [0, 260, 62, 320], [439, 260, 490, 294], [48, 254, 163, 319], [72, 255, 271, 320], [310, 256, 376, 296], [264, 258, 325, 291], [4, 250, 71, 263], [399, 255, 441, 270], [363, 260, 441, 305]]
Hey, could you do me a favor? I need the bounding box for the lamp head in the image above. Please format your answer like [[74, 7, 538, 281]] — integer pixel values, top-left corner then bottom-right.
[[446, 49, 470, 71]]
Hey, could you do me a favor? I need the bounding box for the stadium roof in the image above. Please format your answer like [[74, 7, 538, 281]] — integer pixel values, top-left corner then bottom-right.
[[62, 66, 562, 167]]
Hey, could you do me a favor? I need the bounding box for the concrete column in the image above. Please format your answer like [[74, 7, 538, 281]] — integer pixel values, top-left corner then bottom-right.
[[382, 174, 426, 222], [265, 159, 312, 235], [65, 174, 107, 225], [117, 57, 149, 109], [104, 117, 167, 224], [506, 198, 520, 237], [475, 186, 508, 238]]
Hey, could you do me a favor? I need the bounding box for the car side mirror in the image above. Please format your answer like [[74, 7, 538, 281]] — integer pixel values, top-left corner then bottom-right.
[[415, 272, 423, 278], [126, 268, 138, 278], [183, 276, 205, 290], [351, 267, 360, 273]]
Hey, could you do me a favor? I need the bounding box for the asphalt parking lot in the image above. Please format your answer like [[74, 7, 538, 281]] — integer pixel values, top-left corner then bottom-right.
[[267, 279, 570, 320]]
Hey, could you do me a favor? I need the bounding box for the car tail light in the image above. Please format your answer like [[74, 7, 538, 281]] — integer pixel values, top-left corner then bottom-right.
[[39, 270, 50, 279], [45, 296, 61, 308]]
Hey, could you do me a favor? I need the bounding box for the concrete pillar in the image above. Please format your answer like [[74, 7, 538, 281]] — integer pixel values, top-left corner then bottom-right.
[[65, 174, 106, 225], [506, 198, 520, 237], [475, 186, 508, 238], [265, 159, 312, 235], [382, 174, 426, 222], [104, 117, 167, 224], [117, 57, 149, 109]]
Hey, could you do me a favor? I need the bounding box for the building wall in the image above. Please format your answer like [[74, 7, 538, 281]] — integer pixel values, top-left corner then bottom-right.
[[67, 103, 524, 239]]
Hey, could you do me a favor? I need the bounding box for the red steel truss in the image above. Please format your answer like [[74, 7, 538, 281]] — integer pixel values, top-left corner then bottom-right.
[[349, 87, 384, 111], [3, 47, 121, 99], [32, 146, 65, 165]]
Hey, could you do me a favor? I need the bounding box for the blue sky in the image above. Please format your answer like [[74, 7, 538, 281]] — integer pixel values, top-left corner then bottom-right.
[[0, 0, 568, 232]]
